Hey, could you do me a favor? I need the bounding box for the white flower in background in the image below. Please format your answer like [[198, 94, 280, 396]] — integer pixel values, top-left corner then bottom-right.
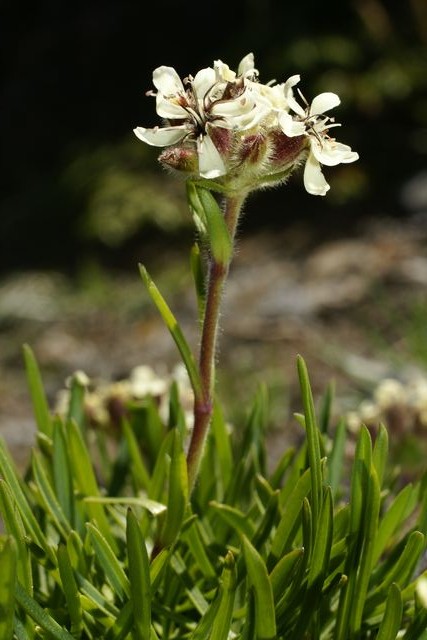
[[133, 55, 268, 179], [278, 75, 359, 196]]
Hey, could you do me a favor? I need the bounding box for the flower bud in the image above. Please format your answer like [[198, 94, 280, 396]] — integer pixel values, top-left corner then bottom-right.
[[237, 132, 268, 166], [158, 146, 198, 174], [268, 130, 308, 168]]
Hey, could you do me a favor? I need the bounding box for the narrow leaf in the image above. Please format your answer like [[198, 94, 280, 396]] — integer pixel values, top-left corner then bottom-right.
[[328, 418, 346, 496], [269, 547, 304, 601], [196, 186, 232, 265], [15, 583, 75, 640], [67, 420, 118, 553], [372, 423, 389, 487], [269, 467, 312, 563], [52, 417, 74, 525], [139, 265, 202, 400], [0, 536, 17, 640], [0, 480, 32, 594], [242, 535, 276, 639], [209, 551, 237, 640], [376, 583, 402, 640], [87, 523, 130, 600], [57, 544, 83, 638], [160, 429, 188, 547], [126, 509, 151, 640], [297, 355, 322, 532], [23, 343, 53, 438], [373, 483, 414, 565], [190, 242, 206, 319], [32, 450, 71, 539], [0, 439, 54, 562]]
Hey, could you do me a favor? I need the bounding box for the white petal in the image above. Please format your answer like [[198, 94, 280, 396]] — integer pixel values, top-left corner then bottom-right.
[[303, 153, 330, 196], [152, 66, 184, 95], [238, 53, 256, 76], [155, 94, 187, 119], [133, 125, 188, 147], [214, 59, 236, 82], [309, 92, 340, 116], [284, 74, 301, 91], [193, 67, 216, 99], [283, 75, 305, 117], [278, 111, 306, 137], [197, 135, 226, 178], [311, 138, 359, 166]]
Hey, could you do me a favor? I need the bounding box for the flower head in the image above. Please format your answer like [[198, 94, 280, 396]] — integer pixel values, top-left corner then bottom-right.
[[134, 55, 268, 179], [134, 55, 358, 195], [278, 75, 359, 195]]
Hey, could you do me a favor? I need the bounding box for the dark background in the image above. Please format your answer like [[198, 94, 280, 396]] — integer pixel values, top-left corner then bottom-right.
[[1, 0, 426, 274]]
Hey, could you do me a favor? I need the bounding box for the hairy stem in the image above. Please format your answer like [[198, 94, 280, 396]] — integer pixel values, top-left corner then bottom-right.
[[186, 192, 246, 491]]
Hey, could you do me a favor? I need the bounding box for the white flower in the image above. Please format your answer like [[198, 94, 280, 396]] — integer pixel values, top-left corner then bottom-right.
[[278, 75, 359, 196], [133, 55, 268, 179]]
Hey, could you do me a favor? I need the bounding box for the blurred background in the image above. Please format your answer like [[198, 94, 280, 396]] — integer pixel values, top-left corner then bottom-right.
[[1, 0, 427, 470], [2, 0, 427, 271]]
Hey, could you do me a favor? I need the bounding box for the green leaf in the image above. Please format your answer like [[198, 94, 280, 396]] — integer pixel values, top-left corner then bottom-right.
[[190, 242, 206, 319], [0, 480, 32, 594], [139, 265, 202, 401], [190, 551, 237, 640], [269, 467, 312, 564], [373, 483, 414, 565], [126, 509, 151, 640], [15, 583, 75, 640], [160, 429, 188, 547], [376, 583, 402, 640], [209, 551, 237, 640], [181, 518, 216, 578], [327, 418, 346, 497], [335, 426, 373, 640], [307, 487, 333, 588], [52, 417, 74, 525], [84, 495, 166, 516], [319, 379, 335, 434], [211, 399, 233, 496], [22, 343, 53, 438], [31, 450, 71, 539], [66, 371, 88, 431], [297, 355, 322, 533], [372, 423, 389, 487], [86, 522, 130, 601], [242, 535, 276, 640], [0, 536, 17, 640], [57, 543, 83, 638], [209, 502, 255, 539], [269, 448, 295, 490], [149, 548, 170, 592], [195, 186, 232, 265], [122, 421, 151, 491], [349, 465, 381, 636], [368, 531, 425, 612], [269, 547, 304, 601], [105, 600, 134, 640], [67, 419, 118, 553], [0, 439, 55, 563]]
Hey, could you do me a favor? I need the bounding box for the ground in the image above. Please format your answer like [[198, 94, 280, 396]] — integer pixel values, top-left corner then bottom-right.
[[1, 213, 427, 473]]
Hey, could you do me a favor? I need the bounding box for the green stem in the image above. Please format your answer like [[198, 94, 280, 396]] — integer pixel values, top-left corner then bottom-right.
[[186, 192, 246, 491]]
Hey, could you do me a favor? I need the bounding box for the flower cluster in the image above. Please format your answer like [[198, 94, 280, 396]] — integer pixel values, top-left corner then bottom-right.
[[346, 376, 427, 434], [54, 364, 194, 434], [134, 53, 358, 195]]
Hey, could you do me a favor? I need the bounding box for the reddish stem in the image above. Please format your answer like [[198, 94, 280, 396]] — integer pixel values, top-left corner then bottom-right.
[[186, 193, 246, 491]]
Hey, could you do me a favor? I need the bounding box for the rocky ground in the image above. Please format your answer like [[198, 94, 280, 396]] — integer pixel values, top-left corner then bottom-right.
[[1, 213, 427, 472]]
